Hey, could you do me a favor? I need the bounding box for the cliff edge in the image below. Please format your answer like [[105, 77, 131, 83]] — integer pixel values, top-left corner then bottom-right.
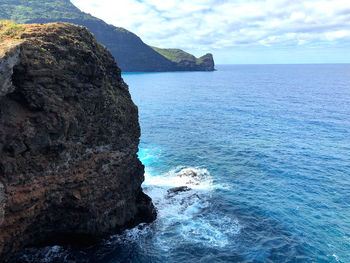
[[0, 21, 156, 259]]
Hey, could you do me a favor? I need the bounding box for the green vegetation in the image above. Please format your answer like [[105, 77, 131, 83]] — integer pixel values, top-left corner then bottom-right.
[[151, 46, 202, 64], [0, 20, 24, 40], [0, 0, 98, 24], [0, 0, 214, 71]]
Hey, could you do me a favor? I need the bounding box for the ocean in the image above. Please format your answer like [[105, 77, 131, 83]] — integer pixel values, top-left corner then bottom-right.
[[19, 64, 350, 262]]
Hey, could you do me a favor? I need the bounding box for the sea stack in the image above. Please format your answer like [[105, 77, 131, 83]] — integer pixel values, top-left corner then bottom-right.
[[0, 22, 156, 260]]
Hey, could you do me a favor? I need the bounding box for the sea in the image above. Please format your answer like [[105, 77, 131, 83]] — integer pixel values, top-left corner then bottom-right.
[[18, 64, 350, 262]]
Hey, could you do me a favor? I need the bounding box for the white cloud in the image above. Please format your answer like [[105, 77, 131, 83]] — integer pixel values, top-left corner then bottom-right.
[[71, 0, 350, 52]]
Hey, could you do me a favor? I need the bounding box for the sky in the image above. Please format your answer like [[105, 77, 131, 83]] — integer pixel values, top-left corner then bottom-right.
[[71, 0, 350, 64]]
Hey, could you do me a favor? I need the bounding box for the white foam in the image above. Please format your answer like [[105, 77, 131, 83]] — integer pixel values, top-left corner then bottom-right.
[[332, 254, 340, 262], [109, 223, 152, 245], [179, 215, 241, 247], [140, 165, 241, 249], [40, 246, 67, 263], [144, 166, 214, 190]]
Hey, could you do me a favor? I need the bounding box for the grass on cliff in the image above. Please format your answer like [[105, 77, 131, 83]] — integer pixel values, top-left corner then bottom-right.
[[151, 46, 203, 65], [0, 20, 24, 40]]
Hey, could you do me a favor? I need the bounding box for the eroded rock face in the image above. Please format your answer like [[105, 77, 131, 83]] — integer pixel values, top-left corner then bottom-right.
[[0, 42, 21, 96], [0, 22, 156, 259]]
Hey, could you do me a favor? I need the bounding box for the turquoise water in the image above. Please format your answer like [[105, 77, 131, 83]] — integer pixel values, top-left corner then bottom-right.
[[123, 65, 350, 263], [18, 65, 350, 262]]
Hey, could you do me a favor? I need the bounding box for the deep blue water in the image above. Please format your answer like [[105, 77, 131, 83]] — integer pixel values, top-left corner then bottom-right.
[[124, 65, 350, 263], [19, 65, 350, 262]]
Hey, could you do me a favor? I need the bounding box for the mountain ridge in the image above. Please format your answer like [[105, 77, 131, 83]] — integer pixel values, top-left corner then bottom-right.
[[0, 0, 215, 72]]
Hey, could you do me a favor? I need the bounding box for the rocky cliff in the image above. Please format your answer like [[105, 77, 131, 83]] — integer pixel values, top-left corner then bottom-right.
[[0, 0, 215, 72], [151, 47, 215, 71], [0, 21, 156, 260]]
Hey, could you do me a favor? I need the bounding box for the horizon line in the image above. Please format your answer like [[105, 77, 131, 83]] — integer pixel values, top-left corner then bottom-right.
[[216, 62, 350, 65]]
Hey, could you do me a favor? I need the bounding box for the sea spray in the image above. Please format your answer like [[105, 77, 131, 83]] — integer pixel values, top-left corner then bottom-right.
[[138, 149, 242, 249]]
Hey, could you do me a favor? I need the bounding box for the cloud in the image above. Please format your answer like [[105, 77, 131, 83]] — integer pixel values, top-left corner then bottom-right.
[[71, 0, 350, 52]]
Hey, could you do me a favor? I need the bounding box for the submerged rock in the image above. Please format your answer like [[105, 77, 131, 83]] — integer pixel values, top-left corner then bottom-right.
[[176, 168, 202, 185], [166, 186, 202, 210], [0, 22, 156, 260], [167, 186, 192, 197]]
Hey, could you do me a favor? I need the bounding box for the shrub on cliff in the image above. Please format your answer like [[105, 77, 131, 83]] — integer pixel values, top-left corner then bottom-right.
[[0, 20, 24, 40]]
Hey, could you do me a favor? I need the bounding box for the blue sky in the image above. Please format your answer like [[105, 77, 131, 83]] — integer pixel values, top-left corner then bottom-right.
[[71, 0, 350, 64]]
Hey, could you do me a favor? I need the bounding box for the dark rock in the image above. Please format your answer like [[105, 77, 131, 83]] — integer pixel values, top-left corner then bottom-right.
[[166, 186, 202, 209], [167, 186, 192, 195], [198, 53, 215, 71], [0, 22, 156, 260]]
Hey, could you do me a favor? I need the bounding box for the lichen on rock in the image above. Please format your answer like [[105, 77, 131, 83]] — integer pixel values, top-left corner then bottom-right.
[[0, 22, 156, 260]]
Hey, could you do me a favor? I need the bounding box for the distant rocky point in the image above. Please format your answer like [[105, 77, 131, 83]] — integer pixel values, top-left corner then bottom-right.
[[0, 0, 215, 72], [0, 21, 156, 260], [151, 47, 214, 71]]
